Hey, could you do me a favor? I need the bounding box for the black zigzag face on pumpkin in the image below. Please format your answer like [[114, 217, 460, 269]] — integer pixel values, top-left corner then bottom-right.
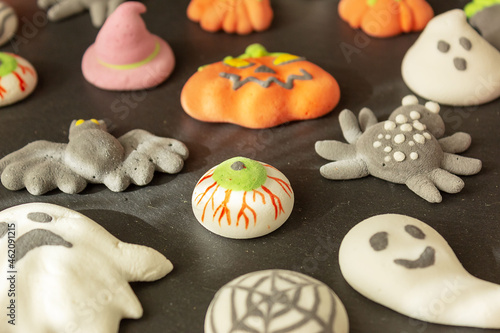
[[219, 54, 312, 90]]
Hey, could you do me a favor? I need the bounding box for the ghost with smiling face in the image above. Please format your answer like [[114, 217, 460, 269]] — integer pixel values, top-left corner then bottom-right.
[[0, 203, 173, 333], [339, 214, 500, 329]]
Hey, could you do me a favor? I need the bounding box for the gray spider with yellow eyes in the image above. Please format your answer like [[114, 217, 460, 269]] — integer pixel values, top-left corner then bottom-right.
[[0, 119, 188, 195]]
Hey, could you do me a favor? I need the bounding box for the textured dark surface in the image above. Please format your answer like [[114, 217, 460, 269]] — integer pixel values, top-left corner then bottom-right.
[[0, 0, 499, 332]]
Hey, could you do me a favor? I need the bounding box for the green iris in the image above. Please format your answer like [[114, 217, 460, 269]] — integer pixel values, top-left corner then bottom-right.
[[0, 53, 17, 77], [212, 157, 267, 192]]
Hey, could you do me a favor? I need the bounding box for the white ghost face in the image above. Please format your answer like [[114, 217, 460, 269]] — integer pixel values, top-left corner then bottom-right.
[[340, 214, 464, 297], [0, 203, 172, 333], [369, 224, 436, 269], [339, 214, 500, 329], [402, 9, 500, 106]]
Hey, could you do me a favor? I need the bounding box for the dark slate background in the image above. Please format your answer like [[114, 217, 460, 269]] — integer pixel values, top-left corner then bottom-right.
[[0, 0, 499, 332]]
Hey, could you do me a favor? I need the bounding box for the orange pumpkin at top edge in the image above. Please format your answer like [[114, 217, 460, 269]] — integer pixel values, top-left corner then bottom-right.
[[338, 0, 434, 38], [187, 0, 273, 35], [180, 44, 341, 129]]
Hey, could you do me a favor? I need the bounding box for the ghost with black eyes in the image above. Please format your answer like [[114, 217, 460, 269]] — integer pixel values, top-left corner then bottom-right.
[[339, 214, 500, 329], [402, 9, 500, 106], [0, 203, 173, 333]]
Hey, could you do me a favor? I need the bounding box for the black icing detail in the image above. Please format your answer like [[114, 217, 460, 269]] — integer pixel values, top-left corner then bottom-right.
[[208, 270, 337, 332], [219, 69, 313, 90], [454, 57, 467, 71], [394, 246, 435, 269], [254, 65, 276, 74], [369, 232, 388, 251], [405, 225, 425, 239], [16, 229, 72, 262], [459, 37, 472, 51], [0, 222, 7, 238], [231, 161, 246, 171], [27, 212, 53, 223], [437, 40, 450, 53]]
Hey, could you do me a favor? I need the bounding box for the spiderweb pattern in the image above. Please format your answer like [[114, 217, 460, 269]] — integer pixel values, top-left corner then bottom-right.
[[207, 270, 339, 333]]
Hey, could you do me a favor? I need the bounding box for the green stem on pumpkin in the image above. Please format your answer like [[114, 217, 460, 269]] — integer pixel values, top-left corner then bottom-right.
[[464, 0, 500, 17], [199, 44, 286, 71]]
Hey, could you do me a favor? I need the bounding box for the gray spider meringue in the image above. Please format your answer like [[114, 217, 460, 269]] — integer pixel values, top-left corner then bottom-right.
[[315, 95, 482, 203]]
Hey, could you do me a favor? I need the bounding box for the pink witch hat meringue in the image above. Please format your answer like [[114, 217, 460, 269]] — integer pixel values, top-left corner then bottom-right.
[[82, 2, 175, 91]]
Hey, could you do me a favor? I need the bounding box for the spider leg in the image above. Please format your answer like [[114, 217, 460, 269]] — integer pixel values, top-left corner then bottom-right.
[[429, 168, 464, 194], [45, 0, 86, 22], [315, 140, 357, 161], [438, 132, 472, 153], [89, 2, 107, 27], [339, 109, 363, 144], [406, 175, 442, 203], [320, 159, 369, 180], [358, 107, 378, 132], [441, 152, 482, 176]]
